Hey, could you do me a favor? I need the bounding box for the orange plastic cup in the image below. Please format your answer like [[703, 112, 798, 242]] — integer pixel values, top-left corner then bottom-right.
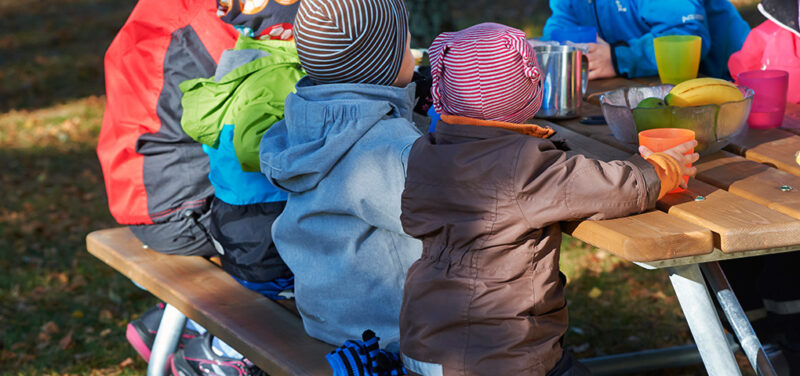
[[638, 128, 695, 193]]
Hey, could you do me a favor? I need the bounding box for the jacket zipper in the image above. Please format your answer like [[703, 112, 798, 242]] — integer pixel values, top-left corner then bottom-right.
[[591, 0, 607, 41]]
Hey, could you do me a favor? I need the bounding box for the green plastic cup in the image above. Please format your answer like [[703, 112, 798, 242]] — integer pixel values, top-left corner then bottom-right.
[[653, 35, 702, 85]]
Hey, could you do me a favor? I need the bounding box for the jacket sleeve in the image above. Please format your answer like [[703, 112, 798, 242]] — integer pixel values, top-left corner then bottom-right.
[[233, 65, 305, 172], [358, 122, 422, 235], [613, 0, 711, 78], [233, 97, 283, 172], [542, 0, 582, 40], [179, 77, 227, 148], [514, 140, 660, 229]]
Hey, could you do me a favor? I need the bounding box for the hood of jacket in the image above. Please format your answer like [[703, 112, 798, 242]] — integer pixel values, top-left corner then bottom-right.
[[260, 76, 417, 193]]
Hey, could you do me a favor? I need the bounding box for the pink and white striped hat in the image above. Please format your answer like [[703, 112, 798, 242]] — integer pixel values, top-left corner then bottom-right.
[[429, 22, 543, 124]]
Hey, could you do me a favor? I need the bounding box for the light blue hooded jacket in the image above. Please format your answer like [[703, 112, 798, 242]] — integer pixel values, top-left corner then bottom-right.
[[259, 76, 423, 348], [542, 0, 750, 79]]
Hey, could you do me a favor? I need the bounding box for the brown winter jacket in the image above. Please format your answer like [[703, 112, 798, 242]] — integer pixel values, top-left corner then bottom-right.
[[398, 117, 662, 376]]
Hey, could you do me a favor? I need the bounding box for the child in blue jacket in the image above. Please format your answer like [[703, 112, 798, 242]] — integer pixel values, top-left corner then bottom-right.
[[259, 0, 422, 350], [543, 0, 750, 80]]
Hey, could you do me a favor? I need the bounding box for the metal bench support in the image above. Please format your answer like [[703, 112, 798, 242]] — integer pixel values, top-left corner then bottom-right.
[[668, 264, 742, 376], [701, 262, 776, 376], [147, 304, 187, 376]]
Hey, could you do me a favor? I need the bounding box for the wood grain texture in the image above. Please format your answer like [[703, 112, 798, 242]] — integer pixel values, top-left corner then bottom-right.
[[657, 180, 800, 253], [727, 128, 800, 177], [695, 151, 800, 219], [782, 101, 800, 132], [86, 228, 334, 376], [543, 115, 638, 155], [563, 211, 713, 262], [539, 120, 633, 161]]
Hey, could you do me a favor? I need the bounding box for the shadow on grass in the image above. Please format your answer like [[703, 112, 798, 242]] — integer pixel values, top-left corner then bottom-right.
[[0, 0, 137, 112], [0, 145, 155, 374]]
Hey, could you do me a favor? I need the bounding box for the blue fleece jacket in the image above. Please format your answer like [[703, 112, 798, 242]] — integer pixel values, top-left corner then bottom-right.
[[259, 76, 423, 348], [542, 0, 750, 79]]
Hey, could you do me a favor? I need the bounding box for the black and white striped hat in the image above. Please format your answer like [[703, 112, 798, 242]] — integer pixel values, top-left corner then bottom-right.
[[294, 0, 409, 85]]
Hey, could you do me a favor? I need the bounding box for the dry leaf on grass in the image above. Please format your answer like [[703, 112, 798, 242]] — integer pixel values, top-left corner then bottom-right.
[[98, 309, 112, 321], [59, 330, 73, 350], [41, 321, 59, 335], [118, 357, 134, 368]]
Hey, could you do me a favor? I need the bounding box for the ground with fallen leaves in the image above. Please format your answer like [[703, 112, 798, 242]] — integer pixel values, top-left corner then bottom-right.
[[0, 0, 763, 375]]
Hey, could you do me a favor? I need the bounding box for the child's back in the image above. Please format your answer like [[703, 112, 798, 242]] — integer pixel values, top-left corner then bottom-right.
[[180, 0, 304, 296], [400, 121, 654, 375], [399, 23, 694, 376], [259, 0, 422, 348]]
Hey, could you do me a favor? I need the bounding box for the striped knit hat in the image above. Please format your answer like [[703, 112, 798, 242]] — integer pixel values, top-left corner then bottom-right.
[[293, 0, 408, 85], [429, 23, 543, 124]]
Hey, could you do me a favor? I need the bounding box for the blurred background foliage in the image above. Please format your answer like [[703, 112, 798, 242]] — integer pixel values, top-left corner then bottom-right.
[[0, 0, 764, 374]]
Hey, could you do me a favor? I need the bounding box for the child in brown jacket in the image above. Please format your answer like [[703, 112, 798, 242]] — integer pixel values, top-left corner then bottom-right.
[[398, 22, 697, 376]]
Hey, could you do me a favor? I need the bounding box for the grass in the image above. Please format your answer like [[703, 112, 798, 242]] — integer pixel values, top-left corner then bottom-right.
[[0, 97, 155, 375], [0, 0, 764, 374]]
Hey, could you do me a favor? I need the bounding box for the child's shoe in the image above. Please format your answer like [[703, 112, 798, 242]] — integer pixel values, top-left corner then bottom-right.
[[170, 332, 264, 376], [125, 302, 201, 361]]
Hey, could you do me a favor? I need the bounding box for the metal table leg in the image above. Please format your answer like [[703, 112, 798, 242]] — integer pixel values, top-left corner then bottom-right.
[[701, 262, 777, 376], [147, 304, 187, 376], [668, 264, 742, 376]]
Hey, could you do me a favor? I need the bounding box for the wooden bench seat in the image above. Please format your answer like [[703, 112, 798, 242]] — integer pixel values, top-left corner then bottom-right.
[[86, 227, 336, 376]]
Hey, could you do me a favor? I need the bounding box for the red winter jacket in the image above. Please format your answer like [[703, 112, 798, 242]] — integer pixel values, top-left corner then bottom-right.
[[97, 0, 237, 224]]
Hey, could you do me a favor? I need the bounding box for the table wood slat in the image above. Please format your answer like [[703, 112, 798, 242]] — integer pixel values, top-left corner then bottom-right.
[[724, 128, 800, 177], [695, 151, 800, 219], [782, 101, 800, 132], [539, 119, 632, 161], [86, 228, 334, 376], [656, 179, 800, 253], [563, 211, 713, 262], [546, 104, 639, 153]]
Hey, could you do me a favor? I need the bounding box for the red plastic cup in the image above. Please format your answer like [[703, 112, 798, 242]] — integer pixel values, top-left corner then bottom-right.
[[736, 70, 789, 129], [638, 128, 695, 193]]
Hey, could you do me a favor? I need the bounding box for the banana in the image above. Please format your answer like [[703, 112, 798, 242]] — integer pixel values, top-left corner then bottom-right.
[[665, 77, 744, 107], [796, 150, 800, 166]]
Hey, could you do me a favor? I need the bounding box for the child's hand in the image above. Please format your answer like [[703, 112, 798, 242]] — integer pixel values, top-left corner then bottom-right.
[[639, 140, 699, 189], [587, 36, 616, 80]]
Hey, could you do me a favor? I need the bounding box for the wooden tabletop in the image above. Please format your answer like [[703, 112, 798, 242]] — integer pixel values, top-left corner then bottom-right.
[[544, 77, 800, 267]]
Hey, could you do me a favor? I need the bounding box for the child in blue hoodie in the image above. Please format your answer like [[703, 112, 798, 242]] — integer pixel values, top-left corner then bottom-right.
[[542, 0, 750, 80], [259, 0, 422, 350]]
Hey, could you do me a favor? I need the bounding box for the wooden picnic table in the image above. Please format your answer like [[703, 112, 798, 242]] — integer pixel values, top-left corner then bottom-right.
[[538, 76, 800, 375], [86, 75, 800, 376]]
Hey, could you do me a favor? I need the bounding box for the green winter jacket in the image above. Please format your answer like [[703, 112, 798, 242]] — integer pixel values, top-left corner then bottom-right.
[[180, 37, 305, 172]]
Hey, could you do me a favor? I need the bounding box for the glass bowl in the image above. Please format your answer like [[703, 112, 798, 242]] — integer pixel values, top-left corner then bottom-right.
[[599, 84, 753, 155]]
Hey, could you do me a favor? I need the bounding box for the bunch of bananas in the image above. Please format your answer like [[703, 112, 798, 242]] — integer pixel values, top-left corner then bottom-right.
[[664, 78, 744, 107]]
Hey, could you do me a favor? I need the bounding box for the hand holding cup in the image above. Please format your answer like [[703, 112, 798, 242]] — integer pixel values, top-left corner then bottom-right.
[[639, 140, 699, 189]]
